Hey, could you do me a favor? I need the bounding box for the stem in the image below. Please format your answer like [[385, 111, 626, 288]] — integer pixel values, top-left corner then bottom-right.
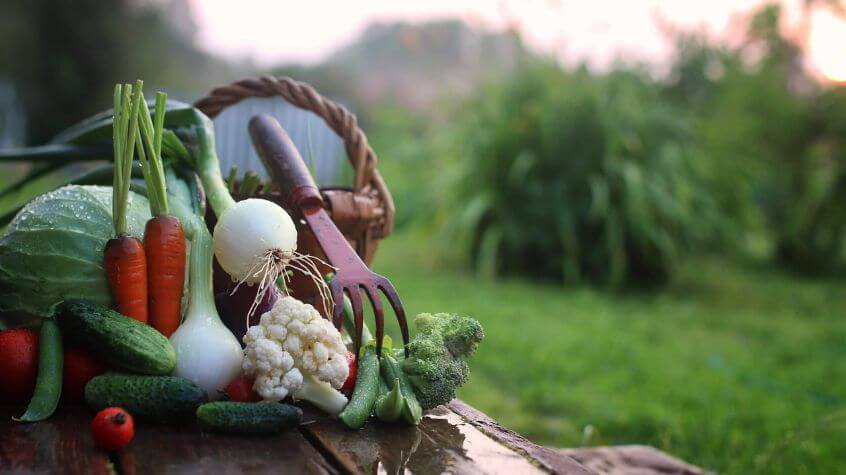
[[137, 90, 170, 216], [185, 218, 218, 321], [135, 130, 160, 214], [112, 85, 122, 233], [111, 82, 143, 236], [194, 124, 236, 216], [154, 93, 166, 162]]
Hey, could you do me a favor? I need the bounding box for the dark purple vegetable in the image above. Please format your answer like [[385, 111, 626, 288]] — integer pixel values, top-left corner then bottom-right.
[[214, 258, 280, 342]]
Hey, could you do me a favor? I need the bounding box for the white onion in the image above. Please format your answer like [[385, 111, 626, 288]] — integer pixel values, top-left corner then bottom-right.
[[213, 198, 297, 284], [170, 315, 243, 399]]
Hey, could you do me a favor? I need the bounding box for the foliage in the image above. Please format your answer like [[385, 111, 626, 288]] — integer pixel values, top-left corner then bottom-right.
[[446, 63, 725, 287], [0, 186, 150, 327], [664, 4, 846, 273]]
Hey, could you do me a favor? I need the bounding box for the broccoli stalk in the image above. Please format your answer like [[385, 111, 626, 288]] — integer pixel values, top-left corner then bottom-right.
[[399, 313, 484, 410]]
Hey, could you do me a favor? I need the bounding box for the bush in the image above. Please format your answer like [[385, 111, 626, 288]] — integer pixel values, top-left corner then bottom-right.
[[664, 5, 846, 274], [772, 87, 846, 272], [446, 63, 725, 287]]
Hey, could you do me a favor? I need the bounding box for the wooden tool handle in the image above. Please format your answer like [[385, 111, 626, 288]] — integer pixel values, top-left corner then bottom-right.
[[248, 114, 323, 209]]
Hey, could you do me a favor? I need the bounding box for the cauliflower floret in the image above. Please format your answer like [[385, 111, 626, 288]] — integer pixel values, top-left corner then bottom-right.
[[242, 296, 349, 414]]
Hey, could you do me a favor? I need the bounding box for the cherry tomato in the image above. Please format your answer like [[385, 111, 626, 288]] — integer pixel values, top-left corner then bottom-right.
[[0, 329, 39, 402], [225, 375, 261, 402], [91, 407, 134, 452], [340, 351, 357, 396], [63, 349, 106, 402]]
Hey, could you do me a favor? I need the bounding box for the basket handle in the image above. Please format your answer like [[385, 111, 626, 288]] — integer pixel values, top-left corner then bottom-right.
[[194, 76, 395, 235]]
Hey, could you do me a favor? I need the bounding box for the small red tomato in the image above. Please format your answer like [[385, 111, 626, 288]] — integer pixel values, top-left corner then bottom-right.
[[0, 328, 39, 403], [91, 407, 134, 452], [63, 349, 106, 402], [340, 351, 357, 396], [225, 375, 261, 402]]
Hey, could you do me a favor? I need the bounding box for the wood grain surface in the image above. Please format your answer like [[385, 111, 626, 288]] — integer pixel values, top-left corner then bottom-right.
[[0, 401, 596, 475]]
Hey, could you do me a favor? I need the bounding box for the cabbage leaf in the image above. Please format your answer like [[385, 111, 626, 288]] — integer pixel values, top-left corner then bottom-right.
[[0, 185, 150, 327]]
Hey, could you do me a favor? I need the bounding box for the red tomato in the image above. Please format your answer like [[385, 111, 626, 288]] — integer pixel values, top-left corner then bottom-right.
[[340, 351, 357, 396], [225, 375, 261, 402], [0, 329, 39, 403], [63, 349, 106, 402], [91, 407, 134, 452]]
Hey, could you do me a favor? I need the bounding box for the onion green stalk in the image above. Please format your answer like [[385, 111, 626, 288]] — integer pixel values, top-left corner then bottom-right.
[[166, 169, 242, 398]]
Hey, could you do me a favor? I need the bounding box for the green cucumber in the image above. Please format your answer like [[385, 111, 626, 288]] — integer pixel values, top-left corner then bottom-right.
[[339, 345, 380, 429], [15, 319, 63, 422], [85, 373, 207, 422], [59, 299, 175, 375], [197, 402, 302, 435]]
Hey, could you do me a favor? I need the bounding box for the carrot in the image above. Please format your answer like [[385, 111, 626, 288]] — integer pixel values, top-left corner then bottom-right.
[[137, 91, 186, 336], [104, 235, 148, 322], [144, 216, 185, 336], [105, 81, 148, 323]]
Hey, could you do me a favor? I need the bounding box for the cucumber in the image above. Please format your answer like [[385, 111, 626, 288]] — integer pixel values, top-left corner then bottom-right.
[[339, 345, 380, 429], [197, 402, 302, 435], [59, 299, 175, 375], [85, 373, 207, 422]]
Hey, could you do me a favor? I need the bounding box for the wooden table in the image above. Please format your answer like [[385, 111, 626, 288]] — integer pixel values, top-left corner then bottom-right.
[[0, 401, 592, 474]]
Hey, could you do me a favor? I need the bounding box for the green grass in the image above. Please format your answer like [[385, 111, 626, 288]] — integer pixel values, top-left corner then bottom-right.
[[371, 231, 846, 475]]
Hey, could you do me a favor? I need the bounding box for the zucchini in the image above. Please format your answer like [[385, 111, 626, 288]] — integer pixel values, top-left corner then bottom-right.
[[197, 402, 302, 435], [59, 299, 175, 375], [85, 373, 207, 422]]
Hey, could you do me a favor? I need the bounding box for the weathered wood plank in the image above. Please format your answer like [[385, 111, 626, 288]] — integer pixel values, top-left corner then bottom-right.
[[448, 399, 594, 475], [1, 401, 598, 475], [0, 405, 113, 475], [301, 404, 560, 474], [116, 415, 337, 475], [556, 445, 707, 475]]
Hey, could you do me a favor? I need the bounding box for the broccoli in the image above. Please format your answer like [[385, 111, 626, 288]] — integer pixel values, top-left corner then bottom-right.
[[400, 312, 484, 410]]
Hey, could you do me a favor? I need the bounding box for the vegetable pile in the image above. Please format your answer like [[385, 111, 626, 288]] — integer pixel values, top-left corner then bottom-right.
[[0, 80, 485, 444]]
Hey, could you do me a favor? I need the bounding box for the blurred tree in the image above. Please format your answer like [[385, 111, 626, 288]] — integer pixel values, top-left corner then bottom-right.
[[0, 0, 239, 144], [1, 0, 132, 144], [665, 3, 846, 272]]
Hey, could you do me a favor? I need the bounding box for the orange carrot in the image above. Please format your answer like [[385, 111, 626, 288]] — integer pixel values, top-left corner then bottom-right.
[[104, 235, 148, 323], [144, 215, 185, 336], [137, 91, 186, 336], [105, 81, 148, 323]]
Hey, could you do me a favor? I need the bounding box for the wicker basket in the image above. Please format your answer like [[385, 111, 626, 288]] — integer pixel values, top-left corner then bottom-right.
[[194, 76, 394, 266]]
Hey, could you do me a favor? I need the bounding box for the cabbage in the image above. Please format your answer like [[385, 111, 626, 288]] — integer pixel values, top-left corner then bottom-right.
[[0, 185, 150, 327]]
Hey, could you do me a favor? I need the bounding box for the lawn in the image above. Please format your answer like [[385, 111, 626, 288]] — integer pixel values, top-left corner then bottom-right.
[[371, 230, 846, 475]]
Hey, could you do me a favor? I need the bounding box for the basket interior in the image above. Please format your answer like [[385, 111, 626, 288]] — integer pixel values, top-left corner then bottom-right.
[[211, 97, 354, 187]]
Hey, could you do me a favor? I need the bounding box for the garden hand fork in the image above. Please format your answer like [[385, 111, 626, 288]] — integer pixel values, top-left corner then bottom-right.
[[248, 113, 408, 357]]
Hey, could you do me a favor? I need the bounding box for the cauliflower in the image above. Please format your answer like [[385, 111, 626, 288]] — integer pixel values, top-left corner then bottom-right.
[[242, 296, 349, 415]]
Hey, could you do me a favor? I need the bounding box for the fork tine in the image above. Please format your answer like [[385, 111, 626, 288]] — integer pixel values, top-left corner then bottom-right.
[[330, 279, 345, 330], [379, 281, 409, 357], [347, 286, 365, 359], [363, 286, 385, 356]]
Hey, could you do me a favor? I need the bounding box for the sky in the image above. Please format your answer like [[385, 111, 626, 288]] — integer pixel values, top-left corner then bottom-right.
[[187, 0, 846, 80]]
